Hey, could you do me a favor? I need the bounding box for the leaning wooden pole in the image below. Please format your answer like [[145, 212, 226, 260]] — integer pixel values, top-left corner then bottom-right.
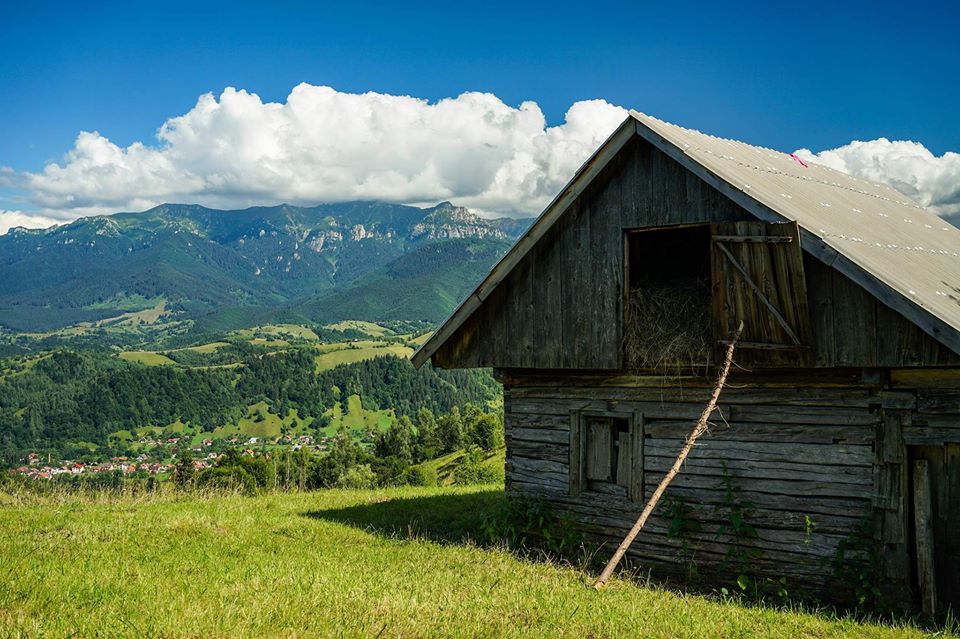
[[593, 320, 744, 590]]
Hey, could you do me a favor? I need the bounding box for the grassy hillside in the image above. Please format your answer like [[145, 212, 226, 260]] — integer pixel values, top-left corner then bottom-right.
[[298, 238, 509, 323], [0, 486, 941, 638], [409, 448, 506, 485]]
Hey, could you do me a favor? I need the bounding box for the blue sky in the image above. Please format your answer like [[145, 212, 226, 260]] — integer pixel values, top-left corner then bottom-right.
[[1, 0, 958, 224]]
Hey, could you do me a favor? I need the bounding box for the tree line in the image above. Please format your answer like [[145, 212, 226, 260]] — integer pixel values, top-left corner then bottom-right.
[[0, 348, 499, 465]]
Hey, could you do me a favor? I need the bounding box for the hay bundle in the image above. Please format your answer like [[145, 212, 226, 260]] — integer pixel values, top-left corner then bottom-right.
[[623, 280, 711, 371]]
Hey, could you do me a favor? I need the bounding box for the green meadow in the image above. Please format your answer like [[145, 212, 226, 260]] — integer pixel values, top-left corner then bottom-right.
[[0, 486, 948, 639]]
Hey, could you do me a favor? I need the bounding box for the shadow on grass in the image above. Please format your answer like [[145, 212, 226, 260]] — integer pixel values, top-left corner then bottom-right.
[[301, 490, 951, 631], [302, 489, 508, 546]]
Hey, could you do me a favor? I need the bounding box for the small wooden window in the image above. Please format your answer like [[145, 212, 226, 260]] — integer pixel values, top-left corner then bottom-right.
[[570, 410, 643, 502]]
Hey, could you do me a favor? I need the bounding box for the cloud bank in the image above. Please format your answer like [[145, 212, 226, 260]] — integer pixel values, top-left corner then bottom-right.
[[19, 84, 628, 222], [795, 139, 960, 217], [4, 84, 959, 235], [0, 210, 60, 235]]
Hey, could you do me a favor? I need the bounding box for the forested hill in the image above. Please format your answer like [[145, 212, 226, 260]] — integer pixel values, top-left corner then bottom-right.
[[0, 201, 528, 332], [0, 349, 499, 464]]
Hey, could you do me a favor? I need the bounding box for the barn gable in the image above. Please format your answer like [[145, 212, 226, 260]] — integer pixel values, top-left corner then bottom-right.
[[413, 112, 960, 370]]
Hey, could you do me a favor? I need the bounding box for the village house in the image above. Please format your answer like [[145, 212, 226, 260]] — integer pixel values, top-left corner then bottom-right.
[[414, 112, 960, 613]]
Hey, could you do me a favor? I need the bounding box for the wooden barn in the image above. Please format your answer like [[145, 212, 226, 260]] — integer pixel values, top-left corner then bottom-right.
[[412, 111, 960, 612]]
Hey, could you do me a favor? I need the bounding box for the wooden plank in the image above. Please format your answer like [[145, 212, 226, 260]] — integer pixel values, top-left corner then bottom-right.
[[774, 222, 813, 347], [508, 396, 881, 425], [943, 443, 960, 610], [873, 409, 911, 602], [710, 224, 731, 350], [503, 376, 884, 402], [645, 421, 873, 445], [568, 410, 582, 496], [493, 273, 513, 367], [902, 417, 960, 445], [530, 223, 564, 367], [712, 235, 793, 243], [751, 222, 787, 350], [562, 199, 591, 368], [644, 482, 872, 518], [917, 390, 960, 414], [891, 368, 960, 389], [630, 411, 644, 502], [507, 428, 569, 445], [507, 455, 568, 476], [645, 472, 873, 499], [718, 341, 809, 351], [555, 496, 863, 534], [832, 268, 877, 367], [804, 256, 836, 367], [913, 459, 938, 617], [502, 405, 569, 429], [507, 440, 568, 464], [588, 152, 623, 369], [616, 428, 631, 488], [645, 454, 872, 484], [645, 439, 874, 466]]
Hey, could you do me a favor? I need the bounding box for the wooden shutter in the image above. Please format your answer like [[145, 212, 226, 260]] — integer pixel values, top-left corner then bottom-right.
[[711, 221, 813, 366], [585, 417, 613, 481]]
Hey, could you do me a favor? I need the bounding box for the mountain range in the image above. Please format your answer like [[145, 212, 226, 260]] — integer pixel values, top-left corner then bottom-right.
[[0, 201, 528, 332]]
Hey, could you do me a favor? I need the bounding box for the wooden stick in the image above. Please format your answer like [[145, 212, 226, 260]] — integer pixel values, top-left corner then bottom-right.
[[593, 320, 744, 590]]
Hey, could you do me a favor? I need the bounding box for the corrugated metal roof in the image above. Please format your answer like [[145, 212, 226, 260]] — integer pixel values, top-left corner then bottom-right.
[[413, 113, 960, 367], [632, 110, 960, 342]]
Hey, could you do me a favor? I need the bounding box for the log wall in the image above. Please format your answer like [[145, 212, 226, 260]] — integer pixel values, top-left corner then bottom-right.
[[500, 370, 933, 602]]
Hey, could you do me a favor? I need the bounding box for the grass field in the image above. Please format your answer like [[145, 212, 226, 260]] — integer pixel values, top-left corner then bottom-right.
[[314, 342, 414, 370], [408, 331, 433, 346], [324, 320, 393, 337], [169, 341, 230, 353], [118, 350, 177, 366], [322, 394, 394, 434], [0, 486, 944, 639]]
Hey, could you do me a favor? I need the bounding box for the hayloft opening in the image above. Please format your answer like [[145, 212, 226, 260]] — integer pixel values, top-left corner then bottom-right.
[[624, 225, 712, 370]]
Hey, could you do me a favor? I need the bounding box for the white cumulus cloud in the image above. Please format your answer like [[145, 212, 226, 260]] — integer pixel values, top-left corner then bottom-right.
[[11, 85, 959, 230], [794, 139, 960, 217], [21, 84, 628, 221]]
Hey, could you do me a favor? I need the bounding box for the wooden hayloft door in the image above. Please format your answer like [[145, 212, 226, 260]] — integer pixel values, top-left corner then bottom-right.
[[710, 221, 813, 365]]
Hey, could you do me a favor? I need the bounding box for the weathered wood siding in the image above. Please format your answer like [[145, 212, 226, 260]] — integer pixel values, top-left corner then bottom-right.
[[805, 257, 960, 367], [501, 372, 899, 597], [432, 136, 750, 370], [430, 135, 960, 371]]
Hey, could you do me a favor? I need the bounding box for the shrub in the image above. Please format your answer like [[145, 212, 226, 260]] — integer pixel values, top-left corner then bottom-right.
[[195, 465, 257, 494], [480, 496, 587, 563], [403, 464, 438, 487], [335, 464, 377, 490], [455, 447, 501, 485]]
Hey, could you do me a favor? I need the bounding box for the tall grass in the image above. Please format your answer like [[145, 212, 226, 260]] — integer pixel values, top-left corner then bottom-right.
[[0, 486, 950, 638]]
